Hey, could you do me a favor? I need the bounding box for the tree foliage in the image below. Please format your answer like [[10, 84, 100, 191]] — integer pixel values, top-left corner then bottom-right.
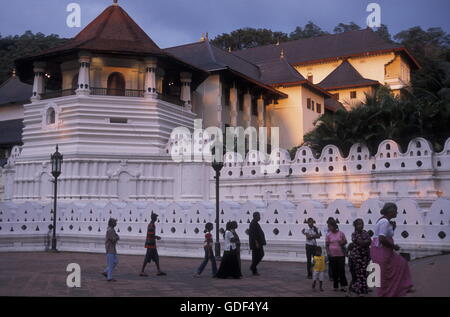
[[289, 21, 329, 40], [394, 26, 450, 99], [212, 28, 289, 51], [333, 22, 361, 34], [0, 31, 67, 85], [298, 87, 450, 158]]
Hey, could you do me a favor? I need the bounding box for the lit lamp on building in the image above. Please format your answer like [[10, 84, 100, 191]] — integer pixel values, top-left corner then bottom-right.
[[50, 145, 63, 252], [211, 145, 224, 259]]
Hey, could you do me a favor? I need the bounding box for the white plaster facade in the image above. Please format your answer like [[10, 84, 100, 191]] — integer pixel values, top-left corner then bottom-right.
[[1, 135, 449, 261]]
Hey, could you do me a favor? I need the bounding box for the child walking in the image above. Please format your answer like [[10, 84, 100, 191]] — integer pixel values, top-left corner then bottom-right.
[[312, 246, 326, 292], [193, 222, 217, 277]]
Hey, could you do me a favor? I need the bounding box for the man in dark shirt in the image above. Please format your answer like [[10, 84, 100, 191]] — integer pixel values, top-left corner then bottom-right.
[[249, 212, 266, 276], [139, 212, 166, 276]]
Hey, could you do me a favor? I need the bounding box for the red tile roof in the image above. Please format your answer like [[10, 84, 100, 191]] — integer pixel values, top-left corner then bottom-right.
[[29, 4, 164, 57], [233, 28, 420, 69]]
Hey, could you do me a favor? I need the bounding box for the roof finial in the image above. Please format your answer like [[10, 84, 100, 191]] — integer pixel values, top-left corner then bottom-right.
[[113, 0, 118, 6], [280, 48, 285, 60]]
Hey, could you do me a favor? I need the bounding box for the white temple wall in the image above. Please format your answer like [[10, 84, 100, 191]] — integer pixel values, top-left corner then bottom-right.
[[1, 137, 449, 261], [0, 198, 448, 261]]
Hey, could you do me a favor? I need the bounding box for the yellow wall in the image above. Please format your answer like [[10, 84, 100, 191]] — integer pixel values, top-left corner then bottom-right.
[[267, 85, 324, 149], [328, 86, 376, 110], [295, 52, 412, 90]]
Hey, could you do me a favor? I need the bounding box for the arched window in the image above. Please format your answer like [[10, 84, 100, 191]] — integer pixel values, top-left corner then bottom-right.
[[46, 107, 56, 125], [107, 72, 125, 96]]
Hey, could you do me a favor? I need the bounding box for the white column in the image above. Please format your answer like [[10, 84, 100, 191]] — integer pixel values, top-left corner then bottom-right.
[[243, 91, 252, 128], [76, 54, 91, 96], [144, 58, 157, 99], [257, 95, 265, 127], [230, 84, 238, 126], [180, 72, 192, 110], [31, 62, 46, 102], [157, 68, 165, 94]]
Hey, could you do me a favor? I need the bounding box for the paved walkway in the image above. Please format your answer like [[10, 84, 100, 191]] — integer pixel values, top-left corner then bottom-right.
[[0, 252, 448, 297]]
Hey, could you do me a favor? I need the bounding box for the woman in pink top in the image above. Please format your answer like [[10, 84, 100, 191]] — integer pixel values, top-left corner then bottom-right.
[[326, 219, 348, 291]]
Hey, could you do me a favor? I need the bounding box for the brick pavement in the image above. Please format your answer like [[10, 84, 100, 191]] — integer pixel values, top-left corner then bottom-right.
[[0, 252, 448, 297]]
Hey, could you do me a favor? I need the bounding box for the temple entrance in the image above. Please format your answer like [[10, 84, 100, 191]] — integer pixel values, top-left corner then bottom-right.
[[107, 72, 125, 96]]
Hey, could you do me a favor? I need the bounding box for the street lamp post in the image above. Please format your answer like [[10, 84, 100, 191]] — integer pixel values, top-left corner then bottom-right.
[[50, 145, 63, 252], [211, 158, 224, 259]]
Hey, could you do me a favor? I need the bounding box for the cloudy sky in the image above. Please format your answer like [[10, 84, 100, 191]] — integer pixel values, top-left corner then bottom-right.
[[1, 0, 449, 48]]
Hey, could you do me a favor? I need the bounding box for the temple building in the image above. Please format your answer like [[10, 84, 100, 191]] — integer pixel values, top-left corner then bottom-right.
[[0, 1, 447, 262], [0, 1, 419, 152]]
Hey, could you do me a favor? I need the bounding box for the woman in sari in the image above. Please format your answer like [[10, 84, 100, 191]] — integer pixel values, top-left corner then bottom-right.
[[216, 221, 242, 279], [370, 203, 414, 297]]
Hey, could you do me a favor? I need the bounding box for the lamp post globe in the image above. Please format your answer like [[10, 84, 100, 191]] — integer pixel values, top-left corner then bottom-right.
[[50, 145, 63, 252]]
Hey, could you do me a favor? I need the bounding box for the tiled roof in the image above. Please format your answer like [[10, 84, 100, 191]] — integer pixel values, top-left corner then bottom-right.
[[30, 5, 164, 57], [166, 41, 331, 98], [258, 58, 306, 85], [325, 98, 345, 112], [166, 41, 261, 81], [166, 41, 289, 97], [233, 28, 419, 68], [0, 75, 32, 106], [317, 60, 379, 90], [0, 119, 23, 147]]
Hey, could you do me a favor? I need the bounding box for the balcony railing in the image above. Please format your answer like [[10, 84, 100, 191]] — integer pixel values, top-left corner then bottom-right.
[[39, 88, 185, 107], [41, 89, 76, 100], [156, 93, 184, 107], [90, 87, 145, 98]]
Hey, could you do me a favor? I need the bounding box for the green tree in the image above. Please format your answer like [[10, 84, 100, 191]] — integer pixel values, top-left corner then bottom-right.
[[211, 28, 288, 51], [289, 21, 329, 40], [333, 22, 361, 34], [394, 26, 450, 100], [298, 87, 450, 157], [0, 31, 68, 85], [374, 24, 392, 43]]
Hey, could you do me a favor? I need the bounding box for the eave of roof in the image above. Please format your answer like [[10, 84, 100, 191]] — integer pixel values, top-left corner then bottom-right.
[[233, 28, 421, 70], [292, 47, 421, 70], [226, 68, 288, 98], [271, 80, 332, 98]]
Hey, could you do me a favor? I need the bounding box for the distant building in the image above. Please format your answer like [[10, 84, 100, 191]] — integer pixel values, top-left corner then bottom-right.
[[0, 70, 29, 166]]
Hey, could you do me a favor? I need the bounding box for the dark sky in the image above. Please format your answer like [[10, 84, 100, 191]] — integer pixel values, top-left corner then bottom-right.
[[1, 0, 449, 48]]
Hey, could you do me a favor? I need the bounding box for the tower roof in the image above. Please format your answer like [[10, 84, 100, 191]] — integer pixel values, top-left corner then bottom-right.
[[317, 60, 380, 90], [28, 4, 164, 57]]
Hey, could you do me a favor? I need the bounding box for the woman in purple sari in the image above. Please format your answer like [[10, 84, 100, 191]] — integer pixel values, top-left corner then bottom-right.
[[370, 203, 414, 297]]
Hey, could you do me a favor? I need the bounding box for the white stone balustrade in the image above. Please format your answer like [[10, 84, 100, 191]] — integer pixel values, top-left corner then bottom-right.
[[0, 198, 448, 261]]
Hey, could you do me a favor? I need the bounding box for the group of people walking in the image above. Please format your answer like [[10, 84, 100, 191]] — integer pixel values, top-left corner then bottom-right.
[[103, 203, 414, 297], [103, 211, 267, 281], [302, 203, 414, 296]]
